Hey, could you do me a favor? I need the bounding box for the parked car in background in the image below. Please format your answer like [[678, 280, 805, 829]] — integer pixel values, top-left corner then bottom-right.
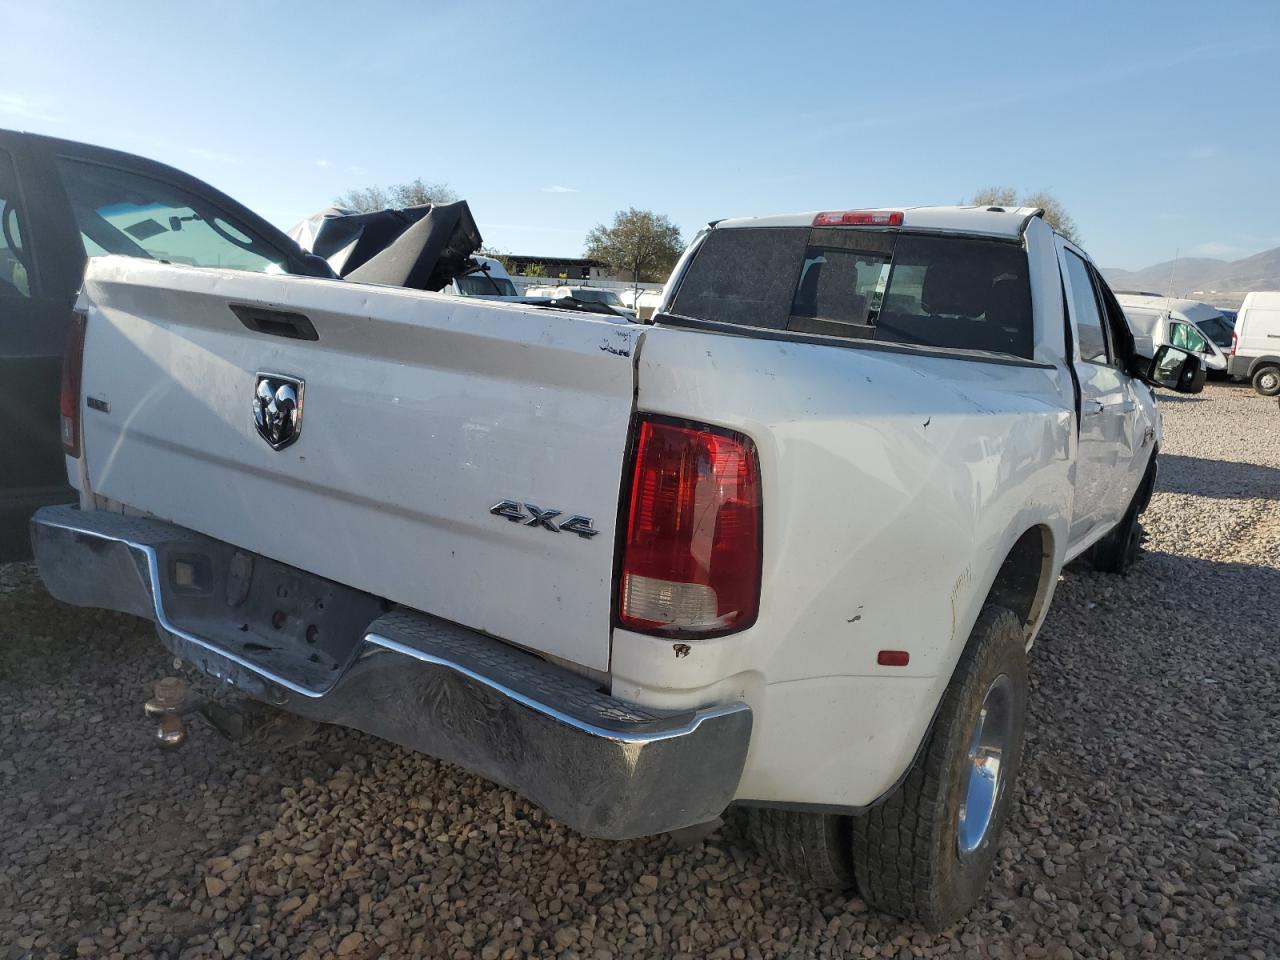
[[441, 255, 546, 301], [1116, 294, 1230, 376], [617, 286, 665, 321], [36, 204, 1203, 928], [1228, 291, 1280, 395], [0, 129, 330, 561], [1195, 311, 1236, 355], [524, 284, 637, 319]]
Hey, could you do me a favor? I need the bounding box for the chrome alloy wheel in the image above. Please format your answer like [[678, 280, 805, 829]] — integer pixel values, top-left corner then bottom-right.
[[957, 673, 1014, 858]]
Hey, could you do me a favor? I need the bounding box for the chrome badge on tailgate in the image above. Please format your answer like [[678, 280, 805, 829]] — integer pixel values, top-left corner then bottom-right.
[[253, 373, 305, 450]]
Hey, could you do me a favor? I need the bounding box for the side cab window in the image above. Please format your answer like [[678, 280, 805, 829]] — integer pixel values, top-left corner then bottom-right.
[[1090, 266, 1136, 371], [1060, 248, 1111, 364]]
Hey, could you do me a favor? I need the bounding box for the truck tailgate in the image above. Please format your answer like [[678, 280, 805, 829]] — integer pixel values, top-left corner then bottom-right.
[[77, 257, 640, 672]]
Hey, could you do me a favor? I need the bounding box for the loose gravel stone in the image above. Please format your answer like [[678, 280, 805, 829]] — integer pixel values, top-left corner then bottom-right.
[[1, 382, 1277, 959]]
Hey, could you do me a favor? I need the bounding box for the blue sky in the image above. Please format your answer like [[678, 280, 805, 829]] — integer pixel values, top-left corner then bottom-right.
[[2, 0, 1277, 269]]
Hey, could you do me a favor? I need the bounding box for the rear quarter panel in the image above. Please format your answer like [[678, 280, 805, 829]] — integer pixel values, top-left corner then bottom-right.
[[614, 328, 1075, 805]]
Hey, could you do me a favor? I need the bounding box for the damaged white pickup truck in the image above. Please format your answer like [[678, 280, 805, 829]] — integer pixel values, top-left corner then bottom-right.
[[35, 205, 1203, 928]]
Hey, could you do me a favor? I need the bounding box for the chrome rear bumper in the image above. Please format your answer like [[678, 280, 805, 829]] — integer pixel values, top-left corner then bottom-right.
[[31, 505, 751, 839]]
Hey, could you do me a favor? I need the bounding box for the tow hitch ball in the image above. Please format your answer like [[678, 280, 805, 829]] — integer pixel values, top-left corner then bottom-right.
[[143, 676, 320, 750], [145, 676, 189, 749]]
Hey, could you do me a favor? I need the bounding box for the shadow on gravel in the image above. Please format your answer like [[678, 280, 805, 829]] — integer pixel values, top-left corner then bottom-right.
[[1156, 454, 1280, 500]]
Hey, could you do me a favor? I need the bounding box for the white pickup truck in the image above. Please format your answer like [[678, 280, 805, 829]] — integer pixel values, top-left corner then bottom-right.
[[34, 205, 1203, 928]]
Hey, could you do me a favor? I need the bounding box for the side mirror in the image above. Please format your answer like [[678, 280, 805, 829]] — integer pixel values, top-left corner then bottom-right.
[[1145, 345, 1206, 394]]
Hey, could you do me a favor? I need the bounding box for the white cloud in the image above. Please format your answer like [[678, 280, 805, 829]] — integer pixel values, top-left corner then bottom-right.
[[185, 146, 242, 165], [0, 92, 61, 123], [541, 185, 578, 194], [315, 159, 331, 168]]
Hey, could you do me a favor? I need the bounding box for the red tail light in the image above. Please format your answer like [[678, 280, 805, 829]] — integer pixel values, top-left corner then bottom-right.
[[618, 417, 761, 636], [60, 309, 87, 458], [1231, 331, 1238, 356], [813, 210, 904, 227]]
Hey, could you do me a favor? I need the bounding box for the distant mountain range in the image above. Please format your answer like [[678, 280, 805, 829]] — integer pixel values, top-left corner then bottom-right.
[[1102, 247, 1280, 308]]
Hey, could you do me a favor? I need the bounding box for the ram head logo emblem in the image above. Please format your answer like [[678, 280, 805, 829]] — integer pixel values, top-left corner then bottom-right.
[[252, 373, 304, 450]]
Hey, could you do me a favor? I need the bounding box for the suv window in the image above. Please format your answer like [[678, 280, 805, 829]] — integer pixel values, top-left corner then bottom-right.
[[57, 158, 286, 273], [0, 148, 32, 297], [1062, 250, 1109, 363], [670, 227, 1035, 358]]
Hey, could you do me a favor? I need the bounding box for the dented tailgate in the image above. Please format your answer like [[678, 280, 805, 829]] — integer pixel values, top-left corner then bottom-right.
[[76, 257, 639, 671]]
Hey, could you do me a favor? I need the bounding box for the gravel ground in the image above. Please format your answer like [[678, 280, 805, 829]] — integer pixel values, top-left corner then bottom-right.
[[2, 382, 1277, 960]]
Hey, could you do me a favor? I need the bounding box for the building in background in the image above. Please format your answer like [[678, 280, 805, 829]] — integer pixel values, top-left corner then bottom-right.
[[504, 255, 623, 281]]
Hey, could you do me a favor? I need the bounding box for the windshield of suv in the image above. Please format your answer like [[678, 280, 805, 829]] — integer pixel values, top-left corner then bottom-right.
[[1195, 316, 1234, 347], [58, 158, 288, 273], [456, 274, 518, 296], [669, 226, 1034, 359]]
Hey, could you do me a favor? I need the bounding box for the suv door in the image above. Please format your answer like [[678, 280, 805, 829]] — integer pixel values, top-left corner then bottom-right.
[[1058, 240, 1140, 548], [0, 135, 82, 561]]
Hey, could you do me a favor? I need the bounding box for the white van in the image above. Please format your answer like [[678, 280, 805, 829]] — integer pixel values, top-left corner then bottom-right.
[[1229, 291, 1280, 395], [1116, 295, 1230, 374]]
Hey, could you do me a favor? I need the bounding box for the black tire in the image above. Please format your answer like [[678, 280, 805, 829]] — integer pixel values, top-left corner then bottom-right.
[[1089, 454, 1157, 575], [851, 606, 1028, 931], [1252, 364, 1280, 397], [743, 806, 855, 890]]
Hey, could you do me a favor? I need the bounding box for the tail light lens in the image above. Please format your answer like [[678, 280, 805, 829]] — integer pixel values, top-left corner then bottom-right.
[[1231, 331, 1238, 356], [60, 309, 87, 457], [618, 417, 761, 636]]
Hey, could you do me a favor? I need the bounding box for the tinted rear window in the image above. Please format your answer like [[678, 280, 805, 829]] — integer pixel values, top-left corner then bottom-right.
[[670, 226, 1034, 358]]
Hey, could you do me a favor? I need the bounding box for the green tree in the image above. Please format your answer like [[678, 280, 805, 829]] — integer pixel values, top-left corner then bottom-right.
[[336, 178, 458, 212], [971, 186, 1079, 242], [972, 186, 1018, 208], [584, 208, 683, 285], [522, 262, 548, 278]]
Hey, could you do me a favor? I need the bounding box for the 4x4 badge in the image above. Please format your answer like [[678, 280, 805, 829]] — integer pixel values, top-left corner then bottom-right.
[[490, 500, 600, 539]]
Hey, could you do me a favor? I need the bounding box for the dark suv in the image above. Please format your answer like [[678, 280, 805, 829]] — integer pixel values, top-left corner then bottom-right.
[[0, 130, 328, 560]]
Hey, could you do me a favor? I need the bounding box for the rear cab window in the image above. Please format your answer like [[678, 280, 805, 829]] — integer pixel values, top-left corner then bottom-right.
[[668, 225, 1035, 359]]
